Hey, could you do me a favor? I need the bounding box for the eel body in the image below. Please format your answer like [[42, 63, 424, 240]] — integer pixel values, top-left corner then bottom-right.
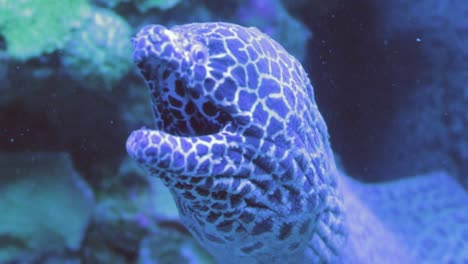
[[126, 22, 468, 263], [340, 171, 467, 263]]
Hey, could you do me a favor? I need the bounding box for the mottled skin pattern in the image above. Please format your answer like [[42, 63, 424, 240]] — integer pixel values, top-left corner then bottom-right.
[[126, 22, 345, 263], [126, 22, 468, 263]]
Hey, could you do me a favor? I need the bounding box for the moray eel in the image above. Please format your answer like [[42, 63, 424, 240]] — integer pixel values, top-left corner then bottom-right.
[[127, 22, 468, 263]]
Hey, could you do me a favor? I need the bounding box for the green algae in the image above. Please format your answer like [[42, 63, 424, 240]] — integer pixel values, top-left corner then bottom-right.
[[0, 0, 91, 61]]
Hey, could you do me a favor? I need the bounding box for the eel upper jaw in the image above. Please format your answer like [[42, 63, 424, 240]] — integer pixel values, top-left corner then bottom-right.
[[133, 24, 193, 82]]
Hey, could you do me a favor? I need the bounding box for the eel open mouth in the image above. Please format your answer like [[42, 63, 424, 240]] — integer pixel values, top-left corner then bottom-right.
[[128, 24, 246, 178], [127, 22, 345, 264], [132, 24, 232, 137]]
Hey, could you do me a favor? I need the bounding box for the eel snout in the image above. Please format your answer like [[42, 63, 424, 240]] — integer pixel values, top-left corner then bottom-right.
[[132, 24, 232, 137], [132, 24, 189, 81], [126, 128, 247, 177]]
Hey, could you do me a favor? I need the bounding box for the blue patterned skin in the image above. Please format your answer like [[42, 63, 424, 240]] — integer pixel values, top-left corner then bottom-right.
[[127, 22, 468, 264], [127, 22, 346, 263]]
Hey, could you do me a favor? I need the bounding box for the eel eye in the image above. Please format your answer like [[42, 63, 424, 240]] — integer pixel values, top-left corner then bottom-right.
[[191, 44, 208, 64]]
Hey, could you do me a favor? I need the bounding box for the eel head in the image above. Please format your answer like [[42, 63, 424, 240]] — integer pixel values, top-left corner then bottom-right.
[[127, 23, 345, 263]]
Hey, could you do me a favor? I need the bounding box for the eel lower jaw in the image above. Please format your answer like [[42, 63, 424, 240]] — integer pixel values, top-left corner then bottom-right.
[[126, 125, 245, 178]]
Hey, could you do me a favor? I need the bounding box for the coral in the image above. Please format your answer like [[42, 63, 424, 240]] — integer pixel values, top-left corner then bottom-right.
[[81, 157, 181, 262], [0, 0, 90, 61], [61, 8, 132, 91], [139, 227, 215, 264], [91, 0, 124, 8], [116, 157, 180, 220], [92, 0, 182, 11], [81, 222, 130, 264], [0, 152, 94, 262], [136, 0, 182, 12]]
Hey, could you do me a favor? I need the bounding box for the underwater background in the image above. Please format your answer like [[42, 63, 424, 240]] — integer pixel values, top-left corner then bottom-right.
[[0, 0, 467, 263]]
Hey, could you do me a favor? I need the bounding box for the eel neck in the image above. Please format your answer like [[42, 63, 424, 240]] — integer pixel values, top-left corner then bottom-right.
[[337, 175, 415, 264], [304, 168, 348, 263]]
